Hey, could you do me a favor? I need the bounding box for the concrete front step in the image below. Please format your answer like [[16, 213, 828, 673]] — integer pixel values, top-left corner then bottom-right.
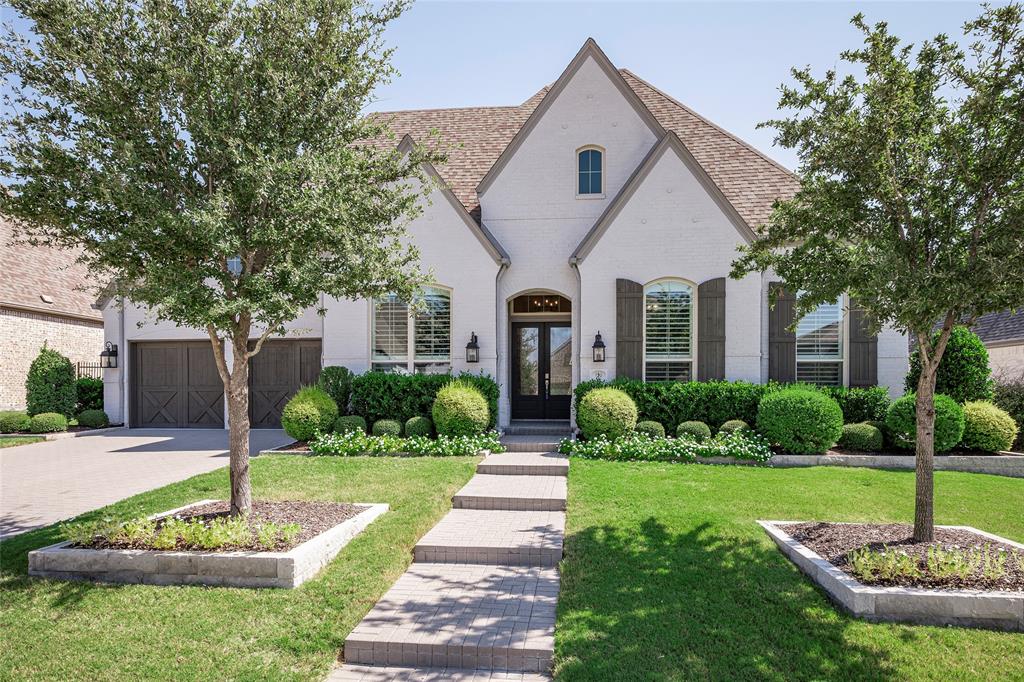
[[414, 509, 564, 567], [344, 563, 558, 673], [499, 435, 567, 453], [503, 421, 571, 437], [330, 665, 550, 681], [453, 475, 567, 512], [478, 452, 569, 477]]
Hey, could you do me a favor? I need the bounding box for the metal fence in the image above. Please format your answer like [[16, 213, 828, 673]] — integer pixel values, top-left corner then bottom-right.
[[76, 362, 103, 380]]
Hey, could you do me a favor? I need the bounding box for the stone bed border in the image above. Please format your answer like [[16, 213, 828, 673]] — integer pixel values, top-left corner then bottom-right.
[[0, 425, 123, 442], [771, 452, 1024, 478], [259, 447, 492, 457], [28, 500, 388, 588], [759, 520, 1024, 631]]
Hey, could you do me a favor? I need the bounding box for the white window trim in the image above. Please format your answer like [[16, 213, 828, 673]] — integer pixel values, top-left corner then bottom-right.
[[794, 293, 848, 387], [575, 145, 606, 199], [642, 277, 697, 381], [371, 284, 453, 373]]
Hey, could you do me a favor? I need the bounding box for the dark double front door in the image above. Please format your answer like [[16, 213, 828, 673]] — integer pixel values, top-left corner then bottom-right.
[[511, 322, 571, 420]]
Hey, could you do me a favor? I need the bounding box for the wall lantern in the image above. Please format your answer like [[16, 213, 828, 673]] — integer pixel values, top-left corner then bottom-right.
[[465, 332, 480, 363], [592, 332, 606, 363], [99, 342, 118, 369]]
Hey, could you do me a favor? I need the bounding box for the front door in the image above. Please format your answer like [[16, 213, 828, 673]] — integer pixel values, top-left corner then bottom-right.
[[511, 322, 572, 420]]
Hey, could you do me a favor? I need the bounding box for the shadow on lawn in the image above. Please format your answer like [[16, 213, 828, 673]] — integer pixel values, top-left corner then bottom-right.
[[556, 517, 897, 681]]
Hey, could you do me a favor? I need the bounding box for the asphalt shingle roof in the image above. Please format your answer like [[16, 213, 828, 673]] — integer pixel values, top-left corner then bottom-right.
[[972, 310, 1024, 344]]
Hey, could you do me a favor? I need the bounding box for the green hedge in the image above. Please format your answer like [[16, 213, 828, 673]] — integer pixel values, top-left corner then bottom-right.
[[29, 412, 68, 433], [75, 377, 104, 414], [818, 385, 891, 423], [0, 411, 30, 433], [839, 423, 884, 451], [351, 372, 498, 427], [26, 347, 77, 418], [318, 366, 353, 414], [993, 376, 1024, 451], [333, 415, 367, 434], [77, 409, 110, 429]]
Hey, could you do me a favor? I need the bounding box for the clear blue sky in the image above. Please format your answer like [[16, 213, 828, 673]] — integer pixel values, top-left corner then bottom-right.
[[374, 1, 994, 170]]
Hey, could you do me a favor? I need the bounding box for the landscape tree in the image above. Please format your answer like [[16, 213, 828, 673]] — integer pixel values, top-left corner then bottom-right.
[[1, 0, 438, 515], [732, 5, 1024, 541]]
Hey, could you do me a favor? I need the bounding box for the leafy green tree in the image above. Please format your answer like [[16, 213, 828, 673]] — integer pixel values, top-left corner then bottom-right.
[[1, 0, 437, 515], [732, 6, 1024, 541]]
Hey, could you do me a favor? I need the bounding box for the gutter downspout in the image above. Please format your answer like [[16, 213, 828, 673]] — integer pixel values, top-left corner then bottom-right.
[[119, 297, 127, 427], [495, 257, 510, 429], [569, 257, 582, 433]]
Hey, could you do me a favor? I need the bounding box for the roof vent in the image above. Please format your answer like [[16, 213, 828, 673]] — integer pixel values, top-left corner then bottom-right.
[[40, 295, 54, 304]]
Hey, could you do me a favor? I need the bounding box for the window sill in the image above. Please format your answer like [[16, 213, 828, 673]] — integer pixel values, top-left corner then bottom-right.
[[575, 193, 606, 200]]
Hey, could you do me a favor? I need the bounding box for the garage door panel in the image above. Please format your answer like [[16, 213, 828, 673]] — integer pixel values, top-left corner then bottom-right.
[[249, 340, 322, 429], [187, 389, 225, 427], [132, 342, 224, 428], [140, 389, 180, 426]]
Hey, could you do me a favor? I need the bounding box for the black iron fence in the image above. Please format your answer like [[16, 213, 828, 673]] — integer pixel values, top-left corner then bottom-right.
[[76, 362, 103, 380]]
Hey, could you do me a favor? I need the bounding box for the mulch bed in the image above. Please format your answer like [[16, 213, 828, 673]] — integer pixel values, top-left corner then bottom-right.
[[785, 522, 1024, 591], [82, 500, 367, 553]]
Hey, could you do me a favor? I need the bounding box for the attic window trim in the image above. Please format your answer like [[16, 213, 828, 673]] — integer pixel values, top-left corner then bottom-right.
[[576, 145, 605, 199]]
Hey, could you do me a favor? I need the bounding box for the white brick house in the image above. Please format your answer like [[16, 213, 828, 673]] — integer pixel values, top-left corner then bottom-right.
[[101, 39, 909, 429]]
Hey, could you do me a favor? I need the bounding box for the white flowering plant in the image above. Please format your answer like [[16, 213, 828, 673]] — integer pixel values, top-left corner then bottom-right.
[[558, 430, 773, 463], [310, 430, 503, 457]]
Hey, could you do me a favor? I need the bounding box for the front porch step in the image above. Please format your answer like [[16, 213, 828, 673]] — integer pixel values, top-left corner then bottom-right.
[[504, 420, 571, 436], [329, 665, 550, 681], [343, 563, 558, 673], [499, 435, 567, 453], [478, 452, 568, 477], [452, 475, 567, 512], [414, 509, 564, 567]]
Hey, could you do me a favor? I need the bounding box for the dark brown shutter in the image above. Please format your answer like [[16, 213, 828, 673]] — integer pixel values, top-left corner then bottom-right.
[[848, 298, 878, 387], [768, 282, 796, 383], [616, 278, 643, 379], [697, 277, 726, 380]]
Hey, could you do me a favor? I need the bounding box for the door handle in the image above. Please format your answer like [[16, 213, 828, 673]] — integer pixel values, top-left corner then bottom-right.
[[545, 372, 550, 399]]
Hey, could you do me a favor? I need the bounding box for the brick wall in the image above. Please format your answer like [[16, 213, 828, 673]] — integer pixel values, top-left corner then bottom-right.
[[0, 307, 104, 411]]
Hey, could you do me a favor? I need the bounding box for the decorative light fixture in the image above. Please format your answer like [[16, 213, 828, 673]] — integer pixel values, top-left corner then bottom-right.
[[99, 342, 118, 369], [465, 332, 480, 363], [592, 332, 606, 362]]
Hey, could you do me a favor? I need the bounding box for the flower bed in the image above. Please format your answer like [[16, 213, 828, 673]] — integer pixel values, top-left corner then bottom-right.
[[558, 430, 773, 463], [309, 430, 503, 457]]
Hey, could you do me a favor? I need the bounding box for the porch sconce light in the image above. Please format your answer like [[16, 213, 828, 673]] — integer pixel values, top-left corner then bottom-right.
[[592, 332, 606, 363], [465, 332, 480, 363], [99, 342, 118, 369]]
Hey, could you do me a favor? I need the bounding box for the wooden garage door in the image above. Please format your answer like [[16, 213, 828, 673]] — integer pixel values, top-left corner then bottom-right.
[[131, 342, 225, 428], [248, 340, 322, 428]]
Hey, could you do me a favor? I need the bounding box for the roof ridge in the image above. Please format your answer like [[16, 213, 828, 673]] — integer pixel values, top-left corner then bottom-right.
[[619, 68, 798, 180], [371, 103, 522, 116]]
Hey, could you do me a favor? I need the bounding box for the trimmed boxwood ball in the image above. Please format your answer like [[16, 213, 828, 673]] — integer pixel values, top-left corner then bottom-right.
[[885, 393, 965, 453], [960, 401, 1018, 452], [405, 416, 433, 437], [432, 380, 490, 436], [281, 386, 338, 442], [719, 419, 750, 434], [839, 423, 883, 451], [0, 410, 30, 433], [577, 387, 638, 440], [862, 420, 891, 447], [29, 412, 68, 433], [77, 409, 109, 429], [676, 420, 712, 442], [372, 419, 403, 437], [334, 415, 367, 434], [634, 420, 665, 438], [756, 388, 843, 455]]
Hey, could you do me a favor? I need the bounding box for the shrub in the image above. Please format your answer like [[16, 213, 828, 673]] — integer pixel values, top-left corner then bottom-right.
[[351, 372, 499, 427], [280, 386, 338, 441], [756, 388, 843, 455], [993, 376, 1024, 450], [29, 412, 68, 433], [75, 376, 104, 413], [863, 420, 892, 447], [818, 385, 891, 423], [676, 420, 712, 442], [334, 415, 367, 434], [432, 380, 489, 436], [372, 419, 403, 437], [310, 430, 503, 457], [0, 411, 30, 433], [559, 429, 773, 463], [719, 419, 750, 434], [577, 387, 638, 440], [885, 393, 965, 453], [839, 423, 884, 451], [960, 401, 1018, 452], [905, 326, 993, 403], [25, 347, 77, 417], [634, 420, 665, 438], [318, 366, 353, 414], [405, 415, 433, 437], [77, 409, 109, 429]]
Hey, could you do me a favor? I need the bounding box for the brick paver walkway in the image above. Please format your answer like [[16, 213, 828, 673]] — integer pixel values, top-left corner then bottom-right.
[[332, 448, 570, 680], [0, 428, 289, 538]]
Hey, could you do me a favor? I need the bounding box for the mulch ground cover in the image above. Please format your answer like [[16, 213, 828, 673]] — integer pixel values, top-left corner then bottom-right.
[[785, 521, 1024, 591]]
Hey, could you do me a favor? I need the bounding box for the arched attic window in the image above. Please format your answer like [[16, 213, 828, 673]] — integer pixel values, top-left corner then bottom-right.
[[577, 146, 603, 196]]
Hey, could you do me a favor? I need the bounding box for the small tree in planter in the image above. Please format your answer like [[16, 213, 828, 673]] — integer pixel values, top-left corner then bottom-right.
[[733, 7, 1024, 541], [1, 0, 436, 515]]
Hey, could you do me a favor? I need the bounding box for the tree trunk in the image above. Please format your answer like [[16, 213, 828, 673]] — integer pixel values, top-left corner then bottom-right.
[[913, 361, 939, 542], [227, 338, 252, 517]]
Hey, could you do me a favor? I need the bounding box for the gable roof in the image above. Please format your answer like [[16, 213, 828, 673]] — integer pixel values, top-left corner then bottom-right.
[[0, 219, 102, 322], [972, 310, 1024, 345]]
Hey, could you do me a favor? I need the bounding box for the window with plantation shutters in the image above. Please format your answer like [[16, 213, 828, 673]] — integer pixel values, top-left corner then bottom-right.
[[643, 280, 693, 381], [796, 298, 843, 385], [372, 286, 451, 374], [414, 286, 451, 372]]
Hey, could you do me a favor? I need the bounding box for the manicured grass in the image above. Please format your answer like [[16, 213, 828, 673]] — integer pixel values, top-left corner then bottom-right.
[[0, 436, 44, 448], [557, 462, 1024, 681], [0, 455, 477, 681]]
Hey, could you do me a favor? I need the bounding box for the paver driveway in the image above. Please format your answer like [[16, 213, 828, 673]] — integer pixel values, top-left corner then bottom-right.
[[0, 428, 290, 538]]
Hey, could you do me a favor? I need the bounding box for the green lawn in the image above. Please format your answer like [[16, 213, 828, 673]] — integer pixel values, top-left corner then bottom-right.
[[556, 461, 1024, 681], [0, 455, 478, 681], [0, 437, 44, 448]]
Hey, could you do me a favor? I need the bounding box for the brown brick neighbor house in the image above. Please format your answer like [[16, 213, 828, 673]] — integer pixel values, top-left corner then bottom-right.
[[0, 219, 104, 411]]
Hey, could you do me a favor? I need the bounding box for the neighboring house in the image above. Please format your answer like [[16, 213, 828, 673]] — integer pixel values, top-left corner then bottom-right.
[[100, 39, 909, 429], [0, 219, 104, 411], [973, 310, 1024, 379]]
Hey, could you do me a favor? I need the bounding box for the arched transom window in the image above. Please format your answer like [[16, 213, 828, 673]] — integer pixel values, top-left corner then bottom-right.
[[577, 147, 603, 195], [372, 285, 452, 374], [644, 280, 693, 381]]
